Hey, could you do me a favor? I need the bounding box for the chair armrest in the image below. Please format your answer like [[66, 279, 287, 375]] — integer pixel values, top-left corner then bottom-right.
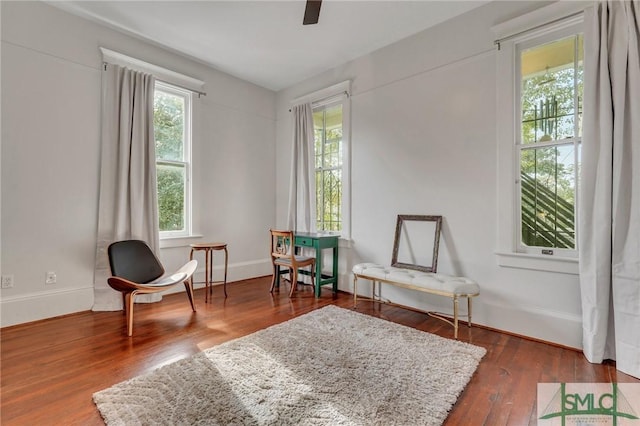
[[150, 260, 198, 285], [107, 276, 156, 292], [107, 260, 198, 293], [175, 259, 198, 279]]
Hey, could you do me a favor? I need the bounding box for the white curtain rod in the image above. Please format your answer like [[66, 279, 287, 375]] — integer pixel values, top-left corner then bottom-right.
[[494, 10, 584, 50], [100, 48, 207, 97], [102, 62, 207, 98], [289, 80, 351, 110], [288, 90, 349, 112], [160, 80, 206, 98]]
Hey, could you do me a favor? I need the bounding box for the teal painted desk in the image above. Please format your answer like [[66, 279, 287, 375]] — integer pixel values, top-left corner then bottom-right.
[[275, 232, 339, 297]]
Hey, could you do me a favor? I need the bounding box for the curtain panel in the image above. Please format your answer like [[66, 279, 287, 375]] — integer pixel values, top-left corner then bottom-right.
[[93, 64, 160, 311], [580, 0, 640, 378], [287, 103, 316, 233]]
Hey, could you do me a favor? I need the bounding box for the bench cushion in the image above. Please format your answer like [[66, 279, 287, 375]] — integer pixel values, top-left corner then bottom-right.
[[353, 263, 480, 296]]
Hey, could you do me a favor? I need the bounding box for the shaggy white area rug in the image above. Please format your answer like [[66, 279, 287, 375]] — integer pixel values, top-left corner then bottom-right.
[[93, 305, 486, 425]]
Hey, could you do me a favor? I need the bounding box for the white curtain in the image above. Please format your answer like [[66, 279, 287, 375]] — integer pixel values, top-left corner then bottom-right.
[[287, 103, 316, 233], [93, 64, 160, 311], [580, 0, 640, 378]]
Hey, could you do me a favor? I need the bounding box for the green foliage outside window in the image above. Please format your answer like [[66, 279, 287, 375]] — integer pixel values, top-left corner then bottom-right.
[[157, 165, 185, 231], [154, 89, 186, 232], [314, 105, 343, 232], [519, 34, 582, 249]]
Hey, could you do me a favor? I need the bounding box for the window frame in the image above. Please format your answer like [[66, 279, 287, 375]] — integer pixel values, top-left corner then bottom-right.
[[154, 81, 193, 239], [313, 99, 346, 234], [515, 27, 582, 258], [493, 3, 584, 274]]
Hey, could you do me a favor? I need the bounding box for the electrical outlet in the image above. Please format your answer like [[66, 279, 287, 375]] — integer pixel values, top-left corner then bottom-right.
[[1, 275, 14, 289], [45, 271, 57, 285]]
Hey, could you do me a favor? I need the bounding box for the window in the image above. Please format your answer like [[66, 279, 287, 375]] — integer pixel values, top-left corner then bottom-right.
[[154, 82, 192, 237], [313, 102, 344, 232], [517, 31, 583, 256], [493, 3, 584, 273]]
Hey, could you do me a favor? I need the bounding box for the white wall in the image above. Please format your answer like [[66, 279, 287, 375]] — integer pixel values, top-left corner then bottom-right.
[[0, 1, 276, 326], [275, 1, 584, 348], [1, 1, 587, 348]]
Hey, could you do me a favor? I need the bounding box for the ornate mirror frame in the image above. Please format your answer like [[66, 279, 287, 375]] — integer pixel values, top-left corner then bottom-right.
[[391, 214, 443, 273]]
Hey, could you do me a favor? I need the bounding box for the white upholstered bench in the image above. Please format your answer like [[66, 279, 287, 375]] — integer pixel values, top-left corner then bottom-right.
[[352, 263, 480, 338]]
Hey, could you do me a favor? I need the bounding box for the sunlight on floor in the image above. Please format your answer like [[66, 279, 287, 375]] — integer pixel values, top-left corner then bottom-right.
[[200, 343, 355, 423]]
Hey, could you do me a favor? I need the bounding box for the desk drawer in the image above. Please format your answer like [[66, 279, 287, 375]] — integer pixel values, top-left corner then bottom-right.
[[295, 236, 314, 247]]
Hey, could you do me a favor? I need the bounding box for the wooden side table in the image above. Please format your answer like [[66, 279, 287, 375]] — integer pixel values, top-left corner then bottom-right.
[[189, 242, 228, 302]]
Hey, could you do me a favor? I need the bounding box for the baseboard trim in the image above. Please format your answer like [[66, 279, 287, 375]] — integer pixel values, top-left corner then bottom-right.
[[1, 259, 274, 327], [350, 295, 582, 352], [191, 258, 272, 284], [1, 277, 584, 353], [165, 259, 272, 295], [1, 285, 94, 328], [471, 321, 581, 352], [346, 283, 583, 350]]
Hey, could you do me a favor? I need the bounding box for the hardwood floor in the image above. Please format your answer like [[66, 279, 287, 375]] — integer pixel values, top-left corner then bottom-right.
[[1, 277, 637, 425]]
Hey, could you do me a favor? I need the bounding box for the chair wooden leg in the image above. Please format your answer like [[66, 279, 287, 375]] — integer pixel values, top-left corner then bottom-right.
[[222, 247, 228, 298], [121, 293, 126, 315], [184, 280, 196, 312], [310, 262, 316, 292], [270, 265, 277, 293], [205, 248, 211, 303], [289, 268, 298, 297], [125, 292, 136, 337]]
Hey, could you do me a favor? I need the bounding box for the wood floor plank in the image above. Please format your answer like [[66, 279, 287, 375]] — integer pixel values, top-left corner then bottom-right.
[[1, 276, 637, 425]]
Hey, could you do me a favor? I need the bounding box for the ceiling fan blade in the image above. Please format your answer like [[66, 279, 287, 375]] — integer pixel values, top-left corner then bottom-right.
[[303, 0, 322, 25]]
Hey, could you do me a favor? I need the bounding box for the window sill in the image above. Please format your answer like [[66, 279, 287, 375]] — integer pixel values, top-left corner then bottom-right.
[[339, 237, 353, 249], [496, 251, 578, 275], [159, 234, 203, 249]]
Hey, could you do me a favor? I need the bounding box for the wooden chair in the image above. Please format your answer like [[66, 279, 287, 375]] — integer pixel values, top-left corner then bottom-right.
[[269, 229, 315, 297], [107, 240, 197, 336]]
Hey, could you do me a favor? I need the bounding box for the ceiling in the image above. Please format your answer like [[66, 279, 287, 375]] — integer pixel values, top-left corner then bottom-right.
[[50, 1, 489, 91]]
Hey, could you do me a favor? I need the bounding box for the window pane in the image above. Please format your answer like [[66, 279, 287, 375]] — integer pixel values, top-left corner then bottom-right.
[[313, 110, 323, 169], [154, 91, 184, 161], [314, 103, 343, 232], [521, 35, 582, 144], [157, 163, 185, 232], [325, 105, 343, 169], [576, 35, 584, 138], [520, 145, 576, 249], [316, 169, 342, 231]]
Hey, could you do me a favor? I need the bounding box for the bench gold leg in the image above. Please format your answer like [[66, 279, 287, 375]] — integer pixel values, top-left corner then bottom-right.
[[468, 297, 472, 328], [453, 296, 459, 339], [353, 275, 358, 307]]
